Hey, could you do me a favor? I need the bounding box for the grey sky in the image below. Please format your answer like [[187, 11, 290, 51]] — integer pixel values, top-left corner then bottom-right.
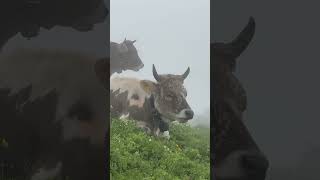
[[110, 0, 210, 117]]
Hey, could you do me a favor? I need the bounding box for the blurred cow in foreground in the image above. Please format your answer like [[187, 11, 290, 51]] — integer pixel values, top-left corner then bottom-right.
[[0, 48, 108, 180], [212, 17, 269, 180], [110, 65, 193, 137], [0, 0, 108, 51]]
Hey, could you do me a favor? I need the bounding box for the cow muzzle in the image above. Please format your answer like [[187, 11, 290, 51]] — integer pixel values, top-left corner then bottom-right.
[[175, 108, 194, 122], [214, 150, 269, 180]]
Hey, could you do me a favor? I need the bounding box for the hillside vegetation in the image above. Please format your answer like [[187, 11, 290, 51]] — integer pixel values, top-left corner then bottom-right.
[[110, 118, 210, 180]]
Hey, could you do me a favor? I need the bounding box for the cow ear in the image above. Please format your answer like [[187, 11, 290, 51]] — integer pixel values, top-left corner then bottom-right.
[[140, 80, 157, 94], [94, 57, 109, 89]]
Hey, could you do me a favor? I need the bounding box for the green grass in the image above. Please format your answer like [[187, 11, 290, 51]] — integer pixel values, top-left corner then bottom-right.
[[110, 118, 210, 180]]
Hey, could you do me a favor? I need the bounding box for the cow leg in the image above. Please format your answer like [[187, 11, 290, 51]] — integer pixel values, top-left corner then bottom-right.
[[61, 139, 105, 180], [30, 161, 62, 180], [135, 121, 152, 134], [28, 146, 64, 180], [158, 120, 170, 139]]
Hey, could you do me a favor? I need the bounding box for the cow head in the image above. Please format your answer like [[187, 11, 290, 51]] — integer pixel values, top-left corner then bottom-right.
[[212, 17, 269, 180], [140, 65, 194, 123], [110, 38, 144, 74]]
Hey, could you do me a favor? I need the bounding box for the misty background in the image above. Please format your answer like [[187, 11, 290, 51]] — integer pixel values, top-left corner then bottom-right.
[[213, 1, 320, 179], [2, 0, 210, 127], [110, 0, 210, 127]]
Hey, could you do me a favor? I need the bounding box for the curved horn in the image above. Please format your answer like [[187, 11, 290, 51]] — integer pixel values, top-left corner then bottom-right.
[[181, 67, 190, 80], [229, 17, 256, 58], [152, 64, 161, 81], [132, 40, 136, 44]]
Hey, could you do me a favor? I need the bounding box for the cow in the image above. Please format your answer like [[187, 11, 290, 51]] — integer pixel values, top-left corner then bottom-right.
[[0, 48, 108, 180], [212, 17, 269, 180], [110, 39, 144, 75], [0, 0, 109, 51], [110, 65, 194, 136]]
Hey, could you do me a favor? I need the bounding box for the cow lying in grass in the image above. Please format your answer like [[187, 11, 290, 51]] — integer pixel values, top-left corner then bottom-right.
[[110, 65, 194, 137]]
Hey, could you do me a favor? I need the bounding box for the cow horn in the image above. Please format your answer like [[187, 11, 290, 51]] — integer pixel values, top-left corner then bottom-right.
[[132, 40, 136, 44], [229, 17, 256, 58], [152, 64, 161, 81], [181, 67, 190, 80]]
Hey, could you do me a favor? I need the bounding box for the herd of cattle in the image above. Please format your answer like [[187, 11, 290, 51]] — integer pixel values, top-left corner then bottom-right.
[[0, 3, 269, 178]]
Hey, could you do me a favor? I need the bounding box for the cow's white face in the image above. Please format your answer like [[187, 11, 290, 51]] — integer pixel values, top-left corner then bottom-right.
[[140, 65, 194, 123]]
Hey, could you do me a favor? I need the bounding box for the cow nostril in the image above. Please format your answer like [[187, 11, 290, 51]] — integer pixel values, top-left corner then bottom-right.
[[241, 154, 269, 175], [185, 109, 194, 119]]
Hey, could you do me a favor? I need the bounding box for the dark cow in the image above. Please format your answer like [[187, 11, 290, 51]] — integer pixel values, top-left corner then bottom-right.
[[0, 48, 108, 179], [212, 17, 269, 180], [0, 0, 109, 51], [110, 39, 144, 75], [110, 65, 193, 136]]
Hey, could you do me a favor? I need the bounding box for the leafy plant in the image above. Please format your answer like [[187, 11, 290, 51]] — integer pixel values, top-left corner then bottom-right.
[[110, 118, 210, 180]]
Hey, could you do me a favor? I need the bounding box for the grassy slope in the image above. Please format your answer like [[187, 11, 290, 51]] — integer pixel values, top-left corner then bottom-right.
[[110, 118, 210, 180]]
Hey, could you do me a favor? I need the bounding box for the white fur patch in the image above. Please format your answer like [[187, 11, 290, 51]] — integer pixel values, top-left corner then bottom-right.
[[31, 162, 62, 180], [119, 113, 130, 119], [111, 77, 151, 108], [162, 131, 170, 139], [175, 109, 189, 119]]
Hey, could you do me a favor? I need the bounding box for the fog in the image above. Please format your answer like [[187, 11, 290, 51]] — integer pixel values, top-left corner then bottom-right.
[[110, 0, 210, 124]]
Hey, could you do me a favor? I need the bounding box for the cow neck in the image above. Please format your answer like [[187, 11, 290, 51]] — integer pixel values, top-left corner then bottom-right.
[[149, 94, 161, 121], [149, 94, 162, 134], [149, 94, 172, 133]]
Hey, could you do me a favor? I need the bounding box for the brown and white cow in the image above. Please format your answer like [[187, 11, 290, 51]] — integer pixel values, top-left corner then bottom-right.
[[212, 17, 269, 180], [110, 39, 144, 75], [0, 48, 108, 180], [110, 65, 194, 136]]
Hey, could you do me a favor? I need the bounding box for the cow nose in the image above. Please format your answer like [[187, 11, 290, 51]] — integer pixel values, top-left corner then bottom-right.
[[184, 109, 194, 119], [241, 152, 269, 177]]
